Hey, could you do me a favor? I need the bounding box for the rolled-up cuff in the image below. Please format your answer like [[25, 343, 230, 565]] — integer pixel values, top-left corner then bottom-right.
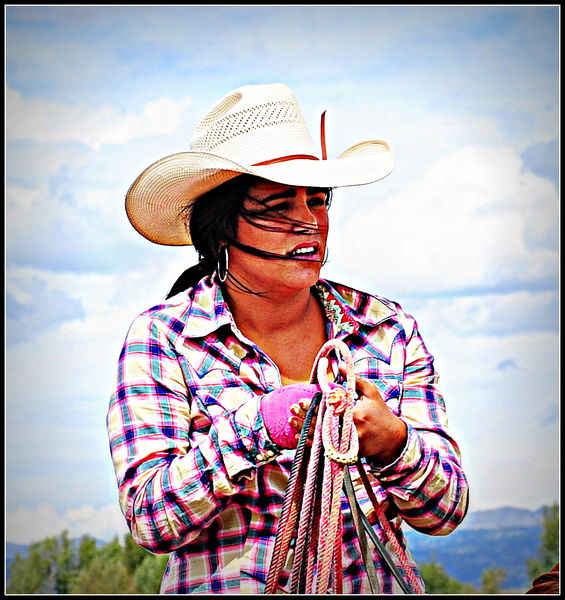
[[366, 422, 423, 484], [222, 397, 283, 482]]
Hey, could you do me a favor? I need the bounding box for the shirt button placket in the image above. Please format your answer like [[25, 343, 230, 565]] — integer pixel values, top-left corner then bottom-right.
[[267, 364, 282, 389]]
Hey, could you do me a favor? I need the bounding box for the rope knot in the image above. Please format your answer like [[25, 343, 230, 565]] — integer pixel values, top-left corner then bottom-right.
[[325, 387, 348, 414]]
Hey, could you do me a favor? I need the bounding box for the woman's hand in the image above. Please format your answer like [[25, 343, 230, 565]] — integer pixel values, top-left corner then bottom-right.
[[260, 383, 319, 449], [263, 375, 407, 465], [287, 374, 407, 466], [351, 374, 407, 466]]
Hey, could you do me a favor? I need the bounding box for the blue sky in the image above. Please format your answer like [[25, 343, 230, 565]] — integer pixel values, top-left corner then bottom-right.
[[5, 5, 559, 545]]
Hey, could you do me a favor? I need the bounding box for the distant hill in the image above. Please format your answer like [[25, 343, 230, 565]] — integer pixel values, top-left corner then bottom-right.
[[6, 542, 29, 562], [457, 505, 543, 530], [404, 506, 546, 591]]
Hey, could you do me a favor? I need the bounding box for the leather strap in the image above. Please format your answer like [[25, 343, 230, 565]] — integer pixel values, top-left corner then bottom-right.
[[320, 111, 327, 160], [252, 154, 318, 166], [343, 470, 380, 594]]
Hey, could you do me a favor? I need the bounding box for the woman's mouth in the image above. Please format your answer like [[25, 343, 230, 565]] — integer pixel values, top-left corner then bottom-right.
[[287, 242, 321, 259]]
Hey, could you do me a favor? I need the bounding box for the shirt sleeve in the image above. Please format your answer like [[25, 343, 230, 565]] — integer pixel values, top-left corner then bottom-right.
[[368, 310, 469, 536], [106, 312, 278, 553]]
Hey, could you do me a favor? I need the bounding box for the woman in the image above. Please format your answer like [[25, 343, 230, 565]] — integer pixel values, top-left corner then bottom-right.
[[107, 83, 469, 594]]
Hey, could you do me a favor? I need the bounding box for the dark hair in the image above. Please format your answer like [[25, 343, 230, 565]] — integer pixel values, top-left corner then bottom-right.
[[166, 174, 254, 298], [166, 175, 332, 298]]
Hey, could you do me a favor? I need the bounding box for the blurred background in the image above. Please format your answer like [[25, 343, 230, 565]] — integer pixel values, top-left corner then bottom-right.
[[5, 4, 559, 593]]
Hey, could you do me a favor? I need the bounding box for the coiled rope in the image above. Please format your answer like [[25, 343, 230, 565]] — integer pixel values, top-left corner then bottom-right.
[[265, 338, 425, 594]]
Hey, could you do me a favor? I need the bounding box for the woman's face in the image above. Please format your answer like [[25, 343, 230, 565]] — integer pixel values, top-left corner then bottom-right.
[[228, 180, 330, 294]]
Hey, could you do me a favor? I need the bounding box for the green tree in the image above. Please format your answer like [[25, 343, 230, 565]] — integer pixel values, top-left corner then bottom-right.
[[6, 530, 82, 594], [419, 556, 477, 594], [481, 567, 507, 593], [54, 530, 75, 593], [134, 553, 169, 593], [77, 534, 98, 571], [7, 549, 45, 594], [68, 532, 167, 594], [69, 534, 136, 594], [95, 534, 123, 562], [69, 555, 137, 594], [526, 503, 559, 581], [122, 532, 153, 573]]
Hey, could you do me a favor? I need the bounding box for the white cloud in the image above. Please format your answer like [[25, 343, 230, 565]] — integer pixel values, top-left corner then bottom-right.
[[6, 503, 130, 545], [5, 261, 197, 511], [5, 179, 193, 274], [315, 97, 504, 170], [415, 323, 559, 513], [6, 271, 87, 343], [6, 87, 192, 150], [5, 258, 195, 388], [407, 290, 557, 338], [6, 140, 92, 188], [327, 144, 558, 299]]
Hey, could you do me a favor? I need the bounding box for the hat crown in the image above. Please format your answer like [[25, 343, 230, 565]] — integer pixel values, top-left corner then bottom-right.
[[190, 83, 318, 164]]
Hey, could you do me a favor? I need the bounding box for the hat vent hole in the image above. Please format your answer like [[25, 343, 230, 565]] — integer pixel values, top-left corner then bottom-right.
[[198, 92, 243, 130]]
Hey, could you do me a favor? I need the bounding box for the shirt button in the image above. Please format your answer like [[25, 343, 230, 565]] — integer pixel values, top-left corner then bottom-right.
[[266, 373, 278, 387]]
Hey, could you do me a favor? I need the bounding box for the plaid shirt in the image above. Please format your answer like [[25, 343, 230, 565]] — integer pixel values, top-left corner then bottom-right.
[[107, 277, 468, 594]]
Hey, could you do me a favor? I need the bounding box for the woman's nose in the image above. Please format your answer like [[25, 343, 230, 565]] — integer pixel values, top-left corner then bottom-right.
[[291, 198, 317, 230]]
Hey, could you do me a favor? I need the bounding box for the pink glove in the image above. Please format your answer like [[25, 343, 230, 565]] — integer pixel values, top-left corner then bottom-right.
[[260, 383, 321, 449]]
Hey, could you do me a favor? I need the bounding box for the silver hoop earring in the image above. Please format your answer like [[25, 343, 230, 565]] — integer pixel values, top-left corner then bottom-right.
[[217, 245, 229, 283]]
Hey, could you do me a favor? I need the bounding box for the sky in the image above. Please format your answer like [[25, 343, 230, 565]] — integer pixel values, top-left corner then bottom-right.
[[5, 5, 560, 546]]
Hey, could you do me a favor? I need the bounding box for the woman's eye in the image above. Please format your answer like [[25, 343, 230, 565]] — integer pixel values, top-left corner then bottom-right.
[[308, 196, 328, 207], [269, 202, 290, 212]]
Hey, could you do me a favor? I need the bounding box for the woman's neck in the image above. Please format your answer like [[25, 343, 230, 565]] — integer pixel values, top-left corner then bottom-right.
[[225, 284, 316, 337], [224, 282, 328, 384]]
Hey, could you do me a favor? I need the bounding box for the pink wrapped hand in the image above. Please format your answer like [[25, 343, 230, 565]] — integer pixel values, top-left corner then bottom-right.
[[260, 383, 321, 449]]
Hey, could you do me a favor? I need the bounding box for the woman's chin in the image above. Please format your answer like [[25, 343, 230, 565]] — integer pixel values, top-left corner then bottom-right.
[[228, 259, 323, 295], [272, 263, 322, 291]]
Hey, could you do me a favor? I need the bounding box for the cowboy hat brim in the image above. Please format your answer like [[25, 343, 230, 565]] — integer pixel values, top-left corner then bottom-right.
[[125, 139, 393, 246]]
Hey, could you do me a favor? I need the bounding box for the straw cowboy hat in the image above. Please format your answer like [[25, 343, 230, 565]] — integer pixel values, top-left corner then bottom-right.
[[125, 82, 393, 246]]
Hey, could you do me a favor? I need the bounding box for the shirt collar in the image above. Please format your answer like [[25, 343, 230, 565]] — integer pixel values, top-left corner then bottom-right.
[[180, 276, 234, 339], [314, 279, 397, 333], [180, 277, 396, 341], [315, 280, 398, 364]]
